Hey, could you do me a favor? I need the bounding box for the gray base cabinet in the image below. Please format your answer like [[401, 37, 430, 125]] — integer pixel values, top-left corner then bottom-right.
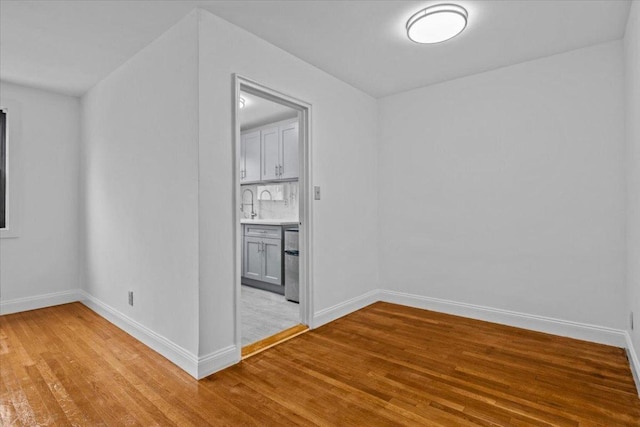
[[243, 236, 264, 281], [242, 225, 282, 286], [262, 238, 282, 284]]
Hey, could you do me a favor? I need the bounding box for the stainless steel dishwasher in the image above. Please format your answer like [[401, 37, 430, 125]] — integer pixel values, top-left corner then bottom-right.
[[284, 228, 299, 303]]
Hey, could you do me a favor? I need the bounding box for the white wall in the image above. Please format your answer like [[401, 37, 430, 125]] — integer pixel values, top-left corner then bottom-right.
[[625, 1, 640, 359], [0, 82, 80, 309], [378, 41, 627, 330], [80, 12, 200, 355], [7, 4, 632, 381], [197, 9, 379, 356]]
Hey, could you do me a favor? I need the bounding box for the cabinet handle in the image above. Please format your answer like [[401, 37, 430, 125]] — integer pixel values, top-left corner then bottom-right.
[[262, 242, 265, 253], [275, 165, 278, 176]]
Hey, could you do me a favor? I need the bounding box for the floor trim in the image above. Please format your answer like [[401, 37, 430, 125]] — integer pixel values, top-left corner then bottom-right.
[[626, 331, 640, 397], [241, 324, 308, 359], [311, 289, 378, 328], [378, 290, 628, 348], [197, 345, 239, 380], [3, 287, 636, 394], [0, 289, 81, 315], [78, 290, 200, 379]]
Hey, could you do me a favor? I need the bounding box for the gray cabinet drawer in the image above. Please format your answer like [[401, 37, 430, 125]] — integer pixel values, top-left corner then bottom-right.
[[243, 224, 282, 239]]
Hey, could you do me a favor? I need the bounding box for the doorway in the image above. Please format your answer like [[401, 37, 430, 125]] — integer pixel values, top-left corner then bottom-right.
[[233, 75, 313, 358]]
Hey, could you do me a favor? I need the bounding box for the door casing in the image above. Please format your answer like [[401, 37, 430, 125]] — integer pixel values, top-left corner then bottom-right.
[[233, 74, 314, 357]]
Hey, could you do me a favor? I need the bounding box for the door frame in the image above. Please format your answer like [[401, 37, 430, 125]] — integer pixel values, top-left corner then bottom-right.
[[233, 74, 313, 354]]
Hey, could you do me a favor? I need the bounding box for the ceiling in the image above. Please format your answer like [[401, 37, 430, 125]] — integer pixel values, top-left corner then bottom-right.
[[239, 91, 297, 131], [0, 1, 631, 98], [0, 0, 198, 96]]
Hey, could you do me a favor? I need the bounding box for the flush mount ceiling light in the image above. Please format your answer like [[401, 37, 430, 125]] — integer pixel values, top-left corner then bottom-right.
[[406, 4, 468, 44], [239, 97, 246, 109]]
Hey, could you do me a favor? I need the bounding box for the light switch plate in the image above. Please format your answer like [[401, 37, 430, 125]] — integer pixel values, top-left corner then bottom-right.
[[314, 186, 321, 200]]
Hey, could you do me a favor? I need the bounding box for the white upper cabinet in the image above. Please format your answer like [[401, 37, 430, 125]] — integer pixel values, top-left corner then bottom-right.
[[279, 122, 299, 180], [261, 126, 280, 181], [240, 130, 260, 183], [241, 118, 298, 183]]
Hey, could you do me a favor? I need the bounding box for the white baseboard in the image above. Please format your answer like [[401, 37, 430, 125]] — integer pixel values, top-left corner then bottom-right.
[[3, 286, 636, 392], [0, 289, 81, 315], [378, 290, 628, 348], [312, 289, 379, 328], [78, 291, 240, 380], [78, 290, 200, 378], [197, 345, 239, 379], [625, 332, 640, 396]]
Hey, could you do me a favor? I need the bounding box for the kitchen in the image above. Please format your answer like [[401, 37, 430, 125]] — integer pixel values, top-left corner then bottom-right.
[[238, 90, 302, 350]]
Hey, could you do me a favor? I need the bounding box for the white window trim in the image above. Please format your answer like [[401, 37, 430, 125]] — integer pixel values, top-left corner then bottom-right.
[[0, 100, 22, 239]]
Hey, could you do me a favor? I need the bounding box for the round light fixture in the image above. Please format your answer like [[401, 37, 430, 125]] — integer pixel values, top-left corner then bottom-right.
[[239, 97, 246, 109], [406, 4, 468, 44]]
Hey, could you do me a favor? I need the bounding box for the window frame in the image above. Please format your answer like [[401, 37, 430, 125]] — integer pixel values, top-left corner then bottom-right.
[[0, 100, 21, 239], [0, 108, 7, 230]]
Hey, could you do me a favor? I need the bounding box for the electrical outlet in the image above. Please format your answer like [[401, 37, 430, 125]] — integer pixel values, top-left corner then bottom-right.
[[128, 291, 134, 306], [314, 186, 321, 200]]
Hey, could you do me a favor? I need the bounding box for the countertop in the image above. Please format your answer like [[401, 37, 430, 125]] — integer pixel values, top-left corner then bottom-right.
[[240, 219, 299, 226]]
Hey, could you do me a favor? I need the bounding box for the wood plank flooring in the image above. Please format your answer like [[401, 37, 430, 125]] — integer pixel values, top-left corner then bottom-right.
[[1, 301, 639, 426]]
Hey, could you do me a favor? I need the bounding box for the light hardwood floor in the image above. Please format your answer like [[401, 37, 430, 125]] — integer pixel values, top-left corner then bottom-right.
[[1, 301, 639, 426]]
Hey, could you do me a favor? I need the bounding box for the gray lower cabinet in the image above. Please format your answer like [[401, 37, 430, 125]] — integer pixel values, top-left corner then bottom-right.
[[242, 226, 282, 286], [262, 238, 282, 285], [243, 237, 264, 281]]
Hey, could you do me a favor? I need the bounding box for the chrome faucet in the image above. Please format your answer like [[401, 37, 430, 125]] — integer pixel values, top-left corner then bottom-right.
[[242, 189, 257, 219]]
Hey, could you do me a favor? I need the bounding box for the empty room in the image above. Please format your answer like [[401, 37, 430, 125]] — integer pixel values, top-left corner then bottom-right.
[[1, 0, 639, 425]]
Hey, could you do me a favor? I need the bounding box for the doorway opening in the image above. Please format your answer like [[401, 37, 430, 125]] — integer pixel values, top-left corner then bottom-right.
[[233, 76, 313, 358]]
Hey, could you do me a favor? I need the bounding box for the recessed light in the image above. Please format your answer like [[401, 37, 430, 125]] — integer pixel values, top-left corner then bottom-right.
[[406, 4, 468, 44], [239, 97, 246, 109]]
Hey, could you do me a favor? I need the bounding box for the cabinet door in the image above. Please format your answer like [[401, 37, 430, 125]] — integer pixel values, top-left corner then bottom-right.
[[279, 122, 299, 180], [241, 131, 260, 182], [262, 237, 282, 285], [261, 127, 280, 181], [243, 237, 263, 280]]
